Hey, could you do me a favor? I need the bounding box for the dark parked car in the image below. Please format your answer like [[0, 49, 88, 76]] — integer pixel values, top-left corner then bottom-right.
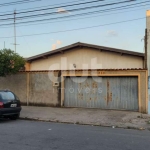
[[0, 90, 21, 120]]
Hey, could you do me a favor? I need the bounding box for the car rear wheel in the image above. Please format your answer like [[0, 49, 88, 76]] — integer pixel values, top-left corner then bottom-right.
[[9, 113, 20, 120]]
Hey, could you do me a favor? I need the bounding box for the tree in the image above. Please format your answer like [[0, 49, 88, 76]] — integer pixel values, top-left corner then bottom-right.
[[0, 49, 25, 76]]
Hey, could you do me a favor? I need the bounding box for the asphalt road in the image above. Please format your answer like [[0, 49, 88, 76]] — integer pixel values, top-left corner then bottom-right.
[[0, 119, 150, 150]]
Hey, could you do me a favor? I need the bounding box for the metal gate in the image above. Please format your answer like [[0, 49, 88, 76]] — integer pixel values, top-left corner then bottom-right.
[[64, 76, 138, 111]]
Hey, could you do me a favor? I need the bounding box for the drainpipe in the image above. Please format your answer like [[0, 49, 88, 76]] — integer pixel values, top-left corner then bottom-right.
[[145, 28, 148, 69]]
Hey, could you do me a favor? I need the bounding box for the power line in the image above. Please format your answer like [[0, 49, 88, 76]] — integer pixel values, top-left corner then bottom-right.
[[0, 0, 115, 17], [15, 0, 149, 21], [0, 16, 146, 39], [16, 0, 139, 19], [0, 0, 44, 8], [0, 0, 85, 13], [16, 0, 118, 12], [0, 2, 148, 29], [0, 0, 148, 26], [0, 0, 138, 21], [0, 0, 118, 14], [16, 0, 113, 15], [16, 4, 149, 28]]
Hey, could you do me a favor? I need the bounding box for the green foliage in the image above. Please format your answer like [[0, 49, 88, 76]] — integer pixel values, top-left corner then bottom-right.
[[0, 49, 25, 76]]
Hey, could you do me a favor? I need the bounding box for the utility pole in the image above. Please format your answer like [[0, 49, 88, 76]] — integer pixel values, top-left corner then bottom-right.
[[146, 10, 150, 114], [4, 41, 5, 49], [145, 28, 148, 69], [11, 10, 19, 52], [14, 10, 16, 53]]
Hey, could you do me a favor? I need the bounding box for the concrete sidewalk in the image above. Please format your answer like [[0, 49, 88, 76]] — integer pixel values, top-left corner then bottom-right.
[[20, 106, 150, 130]]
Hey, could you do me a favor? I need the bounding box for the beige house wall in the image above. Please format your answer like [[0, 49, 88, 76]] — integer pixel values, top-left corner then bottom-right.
[[29, 48, 144, 70]]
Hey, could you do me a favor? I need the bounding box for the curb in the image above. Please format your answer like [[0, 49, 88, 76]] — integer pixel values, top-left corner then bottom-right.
[[19, 117, 147, 131]]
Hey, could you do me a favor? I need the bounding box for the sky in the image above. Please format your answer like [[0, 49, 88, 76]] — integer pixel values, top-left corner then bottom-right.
[[0, 0, 149, 58]]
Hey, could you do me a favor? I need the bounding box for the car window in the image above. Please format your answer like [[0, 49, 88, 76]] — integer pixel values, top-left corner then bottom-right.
[[0, 92, 15, 101]]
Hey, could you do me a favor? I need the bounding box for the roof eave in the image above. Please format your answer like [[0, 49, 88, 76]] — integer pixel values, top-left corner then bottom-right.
[[26, 42, 144, 61]]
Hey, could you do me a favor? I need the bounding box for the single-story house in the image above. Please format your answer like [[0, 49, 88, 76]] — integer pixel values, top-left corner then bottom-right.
[[25, 42, 145, 70], [23, 42, 148, 113]]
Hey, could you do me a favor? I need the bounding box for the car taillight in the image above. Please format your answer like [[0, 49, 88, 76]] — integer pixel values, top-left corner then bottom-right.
[[0, 102, 4, 108]]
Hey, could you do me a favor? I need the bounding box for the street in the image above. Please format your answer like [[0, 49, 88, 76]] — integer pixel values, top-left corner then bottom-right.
[[0, 119, 150, 150]]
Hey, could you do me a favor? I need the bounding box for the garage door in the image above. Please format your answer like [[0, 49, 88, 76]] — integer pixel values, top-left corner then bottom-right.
[[64, 76, 138, 111]]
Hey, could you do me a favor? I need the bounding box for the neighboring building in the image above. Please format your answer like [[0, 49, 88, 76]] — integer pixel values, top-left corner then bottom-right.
[[19, 42, 147, 113]]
